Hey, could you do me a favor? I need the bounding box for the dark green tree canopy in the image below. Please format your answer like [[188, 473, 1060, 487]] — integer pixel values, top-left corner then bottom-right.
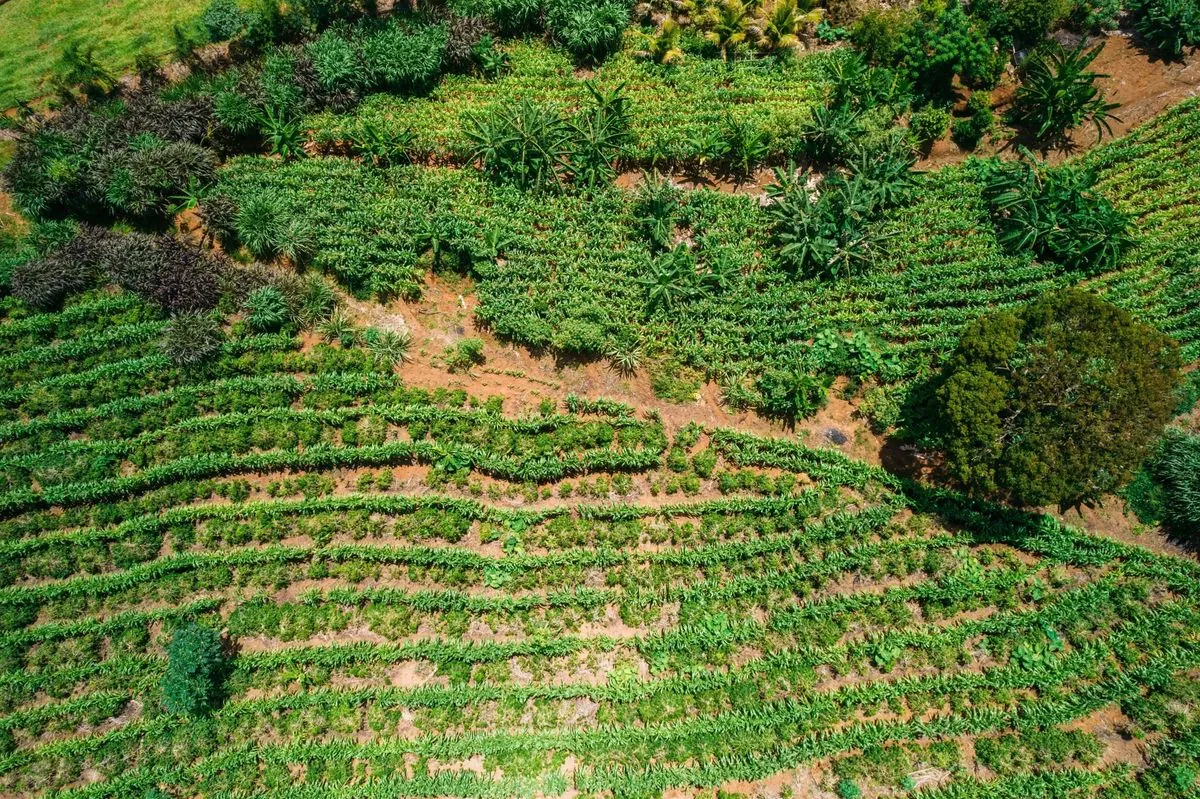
[[935, 289, 1181, 509]]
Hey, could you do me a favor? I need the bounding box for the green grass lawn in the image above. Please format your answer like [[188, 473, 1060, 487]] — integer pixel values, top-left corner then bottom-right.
[[0, 0, 207, 108]]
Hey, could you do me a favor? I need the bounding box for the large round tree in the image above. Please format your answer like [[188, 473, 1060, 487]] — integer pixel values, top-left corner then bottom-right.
[[935, 289, 1181, 510]]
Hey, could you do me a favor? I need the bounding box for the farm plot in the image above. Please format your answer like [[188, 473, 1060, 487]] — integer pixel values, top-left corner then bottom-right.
[[0, 292, 1198, 797], [221, 97, 1200, 425]]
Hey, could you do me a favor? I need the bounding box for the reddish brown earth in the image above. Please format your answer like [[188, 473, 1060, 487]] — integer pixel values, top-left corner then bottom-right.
[[919, 33, 1200, 169], [338, 272, 1190, 559]]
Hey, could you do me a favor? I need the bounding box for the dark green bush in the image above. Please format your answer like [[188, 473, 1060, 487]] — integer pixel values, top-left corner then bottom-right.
[[1001, 0, 1071, 43], [161, 312, 226, 366], [546, 0, 629, 66], [488, 0, 544, 34], [162, 623, 228, 717], [1151, 430, 1200, 538], [951, 91, 994, 149], [361, 21, 447, 93], [202, 0, 251, 42], [934, 289, 1182, 509], [757, 368, 831, 421], [244, 285, 292, 331], [908, 104, 951, 149], [1128, 0, 1200, 59], [851, 8, 914, 64], [897, 0, 1001, 101]]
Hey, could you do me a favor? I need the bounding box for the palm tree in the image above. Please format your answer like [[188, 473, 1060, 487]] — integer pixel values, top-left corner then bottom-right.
[[703, 0, 754, 63], [642, 17, 685, 65], [751, 0, 821, 56]]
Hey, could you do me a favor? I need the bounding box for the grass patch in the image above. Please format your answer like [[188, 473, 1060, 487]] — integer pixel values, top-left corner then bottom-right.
[[0, 0, 208, 108]]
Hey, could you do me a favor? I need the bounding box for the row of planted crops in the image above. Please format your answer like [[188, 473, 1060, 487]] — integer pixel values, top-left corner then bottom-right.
[[0, 294, 1197, 797], [216, 95, 1200, 428]]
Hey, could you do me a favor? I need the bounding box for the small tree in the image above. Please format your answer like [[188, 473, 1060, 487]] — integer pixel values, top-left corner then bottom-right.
[[1013, 41, 1120, 143], [162, 623, 228, 717], [935, 289, 1181, 510]]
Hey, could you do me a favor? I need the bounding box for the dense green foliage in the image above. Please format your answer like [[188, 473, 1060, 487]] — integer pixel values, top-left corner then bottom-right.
[[934, 289, 1181, 509], [218, 98, 1200, 425], [1012, 41, 1119, 142], [1130, 429, 1200, 539], [162, 623, 228, 716], [979, 155, 1130, 274], [1127, 0, 1200, 58]]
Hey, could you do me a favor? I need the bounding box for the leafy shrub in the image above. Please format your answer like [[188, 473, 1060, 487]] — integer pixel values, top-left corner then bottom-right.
[[3, 98, 216, 222], [1013, 41, 1119, 142], [202, 0, 250, 42], [546, 0, 630, 66], [908, 104, 951, 149], [444, 337, 486, 372], [720, 116, 771, 178], [757, 368, 831, 420], [466, 84, 630, 189], [52, 41, 116, 102], [934, 289, 1182, 509], [361, 21, 447, 94], [292, 0, 374, 31], [640, 244, 701, 314], [851, 8, 914, 65], [96, 141, 217, 218], [632, 171, 682, 250], [198, 193, 239, 247], [307, 28, 362, 98], [488, 0, 543, 34], [1069, 0, 1122, 30], [650, 359, 703, 403], [162, 623, 228, 717], [1150, 430, 1200, 539], [472, 35, 512, 77], [100, 233, 225, 312], [897, 0, 1001, 101], [350, 121, 415, 167], [244, 285, 291, 331], [951, 91, 994, 149], [980, 155, 1130, 274], [161, 312, 226, 366], [799, 102, 864, 167], [467, 100, 572, 189], [551, 317, 607, 356], [10, 226, 108, 309], [1127, 0, 1200, 59], [1000, 0, 1071, 43], [765, 149, 914, 280], [257, 105, 305, 160], [234, 193, 315, 262]]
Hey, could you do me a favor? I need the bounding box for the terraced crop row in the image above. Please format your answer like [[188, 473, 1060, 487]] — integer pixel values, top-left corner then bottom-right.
[[0, 298, 1197, 797]]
